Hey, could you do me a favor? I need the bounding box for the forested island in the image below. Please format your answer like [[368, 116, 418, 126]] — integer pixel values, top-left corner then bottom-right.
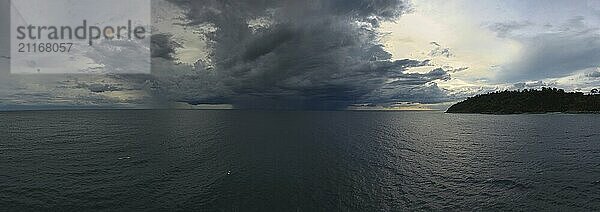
[[446, 88, 600, 114]]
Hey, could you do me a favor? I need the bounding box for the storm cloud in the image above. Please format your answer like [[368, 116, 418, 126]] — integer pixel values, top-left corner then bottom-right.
[[150, 0, 450, 109], [13, 0, 600, 110]]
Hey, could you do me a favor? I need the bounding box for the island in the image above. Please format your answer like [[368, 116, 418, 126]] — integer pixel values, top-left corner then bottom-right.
[[446, 87, 600, 114]]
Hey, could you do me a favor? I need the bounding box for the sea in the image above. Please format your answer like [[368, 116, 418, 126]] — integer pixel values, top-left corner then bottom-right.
[[1, 110, 599, 211]]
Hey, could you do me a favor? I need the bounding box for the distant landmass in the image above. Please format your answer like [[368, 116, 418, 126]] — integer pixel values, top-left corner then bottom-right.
[[447, 88, 600, 114]]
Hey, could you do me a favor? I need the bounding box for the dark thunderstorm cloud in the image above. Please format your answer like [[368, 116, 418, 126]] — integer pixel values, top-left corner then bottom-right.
[[149, 0, 450, 109], [151, 34, 182, 60]]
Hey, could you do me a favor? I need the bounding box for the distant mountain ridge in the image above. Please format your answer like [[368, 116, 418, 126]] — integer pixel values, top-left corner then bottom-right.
[[447, 88, 600, 114]]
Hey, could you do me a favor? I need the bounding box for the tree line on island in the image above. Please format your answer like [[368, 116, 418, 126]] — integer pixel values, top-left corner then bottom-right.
[[447, 87, 600, 114]]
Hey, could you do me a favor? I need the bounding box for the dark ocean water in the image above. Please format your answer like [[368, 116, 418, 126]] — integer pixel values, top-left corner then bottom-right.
[[0, 110, 599, 211]]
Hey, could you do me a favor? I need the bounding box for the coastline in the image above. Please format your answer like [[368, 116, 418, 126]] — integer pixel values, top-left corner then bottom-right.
[[446, 111, 600, 115]]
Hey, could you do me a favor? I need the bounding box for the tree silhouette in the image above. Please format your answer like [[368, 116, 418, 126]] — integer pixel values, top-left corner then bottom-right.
[[447, 87, 600, 114]]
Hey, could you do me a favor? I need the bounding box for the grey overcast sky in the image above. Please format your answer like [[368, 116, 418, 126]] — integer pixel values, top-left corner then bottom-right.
[[1, 0, 599, 110]]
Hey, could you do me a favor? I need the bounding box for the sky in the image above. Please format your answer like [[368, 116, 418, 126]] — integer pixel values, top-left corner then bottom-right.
[[0, 0, 599, 110]]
